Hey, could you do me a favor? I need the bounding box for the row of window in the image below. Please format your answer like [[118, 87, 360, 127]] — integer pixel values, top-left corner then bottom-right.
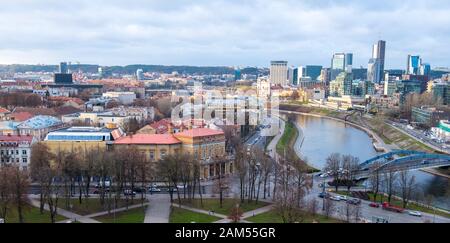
[[0, 149, 27, 155], [1, 158, 28, 163], [47, 135, 110, 141]]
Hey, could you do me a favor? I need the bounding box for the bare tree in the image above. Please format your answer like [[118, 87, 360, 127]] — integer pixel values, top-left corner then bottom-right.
[[324, 153, 342, 192], [382, 168, 397, 203], [323, 198, 335, 219], [10, 166, 30, 223], [30, 143, 54, 214], [0, 167, 13, 220], [342, 155, 359, 192], [398, 170, 417, 208], [212, 157, 230, 208], [369, 162, 382, 203]]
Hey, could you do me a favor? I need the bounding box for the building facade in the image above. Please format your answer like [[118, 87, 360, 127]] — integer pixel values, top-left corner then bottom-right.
[[269, 61, 288, 86], [0, 135, 36, 170]]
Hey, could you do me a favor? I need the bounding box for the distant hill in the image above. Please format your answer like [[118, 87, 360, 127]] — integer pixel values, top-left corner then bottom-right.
[[0, 64, 262, 76]]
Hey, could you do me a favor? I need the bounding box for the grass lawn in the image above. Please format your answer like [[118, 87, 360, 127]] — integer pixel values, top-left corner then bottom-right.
[[94, 206, 146, 223], [169, 206, 221, 223], [276, 121, 320, 173], [246, 210, 342, 223], [179, 198, 269, 215], [335, 191, 450, 218], [59, 197, 144, 216], [276, 121, 297, 155], [4, 204, 67, 223]]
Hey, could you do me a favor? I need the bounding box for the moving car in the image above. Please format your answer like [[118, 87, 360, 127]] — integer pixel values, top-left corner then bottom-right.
[[369, 202, 380, 208], [408, 211, 422, 217], [336, 195, 348, 201], [347, 198, 361, 205], [329, 196, 341, 201], [318, 192, 330, 198]]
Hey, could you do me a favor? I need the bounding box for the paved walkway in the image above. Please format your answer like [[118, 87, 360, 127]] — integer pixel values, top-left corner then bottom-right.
[[144, 194, 171, 223], [29, 198, 101, 223]]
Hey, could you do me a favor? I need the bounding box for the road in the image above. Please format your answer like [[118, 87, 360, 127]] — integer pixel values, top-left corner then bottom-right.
[[386, 120, 449, 154]]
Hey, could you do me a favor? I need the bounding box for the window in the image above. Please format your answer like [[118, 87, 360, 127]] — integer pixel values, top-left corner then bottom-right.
[[160, 150, 166, 158], [149, 151, 155, 161], [22, 150, 27, 155], [16, 150, 19, 155], [22, 158, 28, 163]]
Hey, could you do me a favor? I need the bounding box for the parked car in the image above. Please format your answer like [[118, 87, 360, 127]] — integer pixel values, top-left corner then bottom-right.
[[133, 187, 146, 193], [318, 192, 330, 198], [123, 189, 136, 196], [336, 195, 348, 201], [369, 202, 380, 208], [148, 187, 161, 193], [408, 211, 422, 217]]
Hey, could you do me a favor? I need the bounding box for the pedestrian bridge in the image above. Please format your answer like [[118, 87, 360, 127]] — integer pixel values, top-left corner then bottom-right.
[[355, 150, 450, 178]]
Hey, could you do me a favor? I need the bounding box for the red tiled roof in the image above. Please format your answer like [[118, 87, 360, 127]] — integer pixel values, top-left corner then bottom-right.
[[175, 128, 224, 138], [0, 107, 10, 113], [0, 135, 34, 143], [114, 134, 181, 145], [9, 112, 34, 122]]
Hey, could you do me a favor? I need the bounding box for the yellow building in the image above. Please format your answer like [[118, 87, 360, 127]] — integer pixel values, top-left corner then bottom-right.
[[114, 128, 229, 179]]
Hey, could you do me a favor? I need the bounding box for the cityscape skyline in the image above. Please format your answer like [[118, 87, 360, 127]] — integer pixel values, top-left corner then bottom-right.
[[1, 0, 450, 68]]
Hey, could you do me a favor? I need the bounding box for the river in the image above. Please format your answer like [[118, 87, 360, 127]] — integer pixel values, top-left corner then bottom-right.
[[288, 114, 450, 211]]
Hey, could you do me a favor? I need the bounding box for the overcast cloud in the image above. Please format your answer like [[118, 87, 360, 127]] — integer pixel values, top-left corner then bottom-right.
[[0, 0, 449, 68]]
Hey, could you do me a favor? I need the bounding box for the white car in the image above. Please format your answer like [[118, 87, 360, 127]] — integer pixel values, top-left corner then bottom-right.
[[329, 196, 341, 201], [408, 211, 422, 217], [336, 195, 348, 201]]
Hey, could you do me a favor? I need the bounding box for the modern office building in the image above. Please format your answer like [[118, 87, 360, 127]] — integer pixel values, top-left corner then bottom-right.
[[431, 82, 450, 105], [136, 69, 144, 81], [407, 55, 422, 75], [411, 106, 449, 127], [384, 80, 398, 96], [269, 61, 288, 85], [367, 58, 382, 84], [59, 62, 69, 74], [329, 72, 353, 97], [304, 65, 323, 81], [331, 53, 346, 71], [345, 53, 353, 73]]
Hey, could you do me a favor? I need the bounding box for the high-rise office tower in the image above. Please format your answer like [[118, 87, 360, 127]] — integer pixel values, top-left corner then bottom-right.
[[304, 65, 323, 81], [345, 53, 353, 73], [136, 69, 144, 81], [331, 53, 346, 70], [288, 67, 299, 85], [407, 55, 422, 75], [367, 58, 381, 84], [270, 61, 288, 85], [59, 62, 69, 74], [369, 40, 386, 83]]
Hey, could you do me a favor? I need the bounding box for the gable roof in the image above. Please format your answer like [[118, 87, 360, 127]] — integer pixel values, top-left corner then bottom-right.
[[175, 128, 224, 138]]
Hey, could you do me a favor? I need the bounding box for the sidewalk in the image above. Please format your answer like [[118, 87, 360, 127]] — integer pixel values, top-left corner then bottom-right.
[[144, 194, 171, 223]]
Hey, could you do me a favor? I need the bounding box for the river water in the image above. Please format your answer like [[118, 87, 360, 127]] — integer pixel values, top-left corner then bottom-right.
[[289, 114, 450, 211]]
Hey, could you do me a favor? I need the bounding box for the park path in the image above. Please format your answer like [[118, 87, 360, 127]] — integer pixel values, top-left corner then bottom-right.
[[28, 198, 101, 223], [266, 116, 286, 158], [144, 194, 171, 223]]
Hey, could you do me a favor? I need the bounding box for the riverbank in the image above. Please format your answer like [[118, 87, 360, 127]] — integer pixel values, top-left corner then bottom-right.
[[277, 105, 450, 178], [275, 117, 319, 173]]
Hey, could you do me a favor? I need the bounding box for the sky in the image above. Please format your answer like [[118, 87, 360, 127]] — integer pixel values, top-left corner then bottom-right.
[[0, 0, 450, 68]]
